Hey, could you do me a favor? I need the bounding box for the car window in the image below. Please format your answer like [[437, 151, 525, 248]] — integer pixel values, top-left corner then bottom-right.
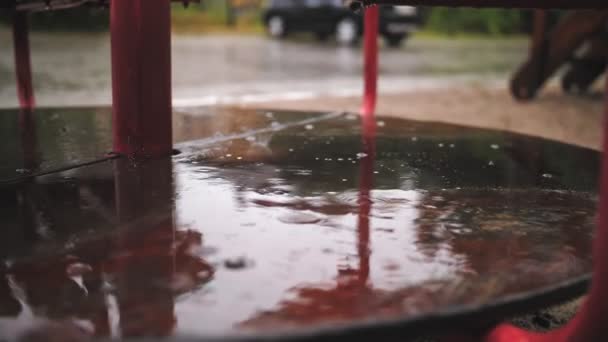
[[269, 0, 299, 8], [304, 0, 342, 7]]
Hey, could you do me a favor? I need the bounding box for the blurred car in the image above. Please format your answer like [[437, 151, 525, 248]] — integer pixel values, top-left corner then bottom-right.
[[262, 0, 420, 47]]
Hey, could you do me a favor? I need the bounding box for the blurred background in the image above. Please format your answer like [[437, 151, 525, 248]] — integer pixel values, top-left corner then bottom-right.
[[0, 1, 565, 109]]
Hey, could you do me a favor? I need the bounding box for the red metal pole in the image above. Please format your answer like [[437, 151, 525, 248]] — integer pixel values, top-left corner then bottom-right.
[[12, 12, 35, 110], [362, 5, 379, 118], [110, 0, 173, 158]]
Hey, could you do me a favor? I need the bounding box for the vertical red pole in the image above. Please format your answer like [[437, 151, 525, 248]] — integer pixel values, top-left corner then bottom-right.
[[110, 0, 173, 158], [362, 5, 379, 118], [12, 11, 35, 110], [358, 6, 379, 283]]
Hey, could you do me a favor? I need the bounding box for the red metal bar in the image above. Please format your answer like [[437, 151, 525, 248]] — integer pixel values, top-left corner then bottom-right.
[[362, 0, 608, 9], [110, 0, 173, 158], [12, 12, 35, 110], [362, 5, 379, 118]]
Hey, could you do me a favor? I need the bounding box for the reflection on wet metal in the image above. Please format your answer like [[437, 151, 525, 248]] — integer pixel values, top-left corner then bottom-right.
[[0, 108, 599, 340]]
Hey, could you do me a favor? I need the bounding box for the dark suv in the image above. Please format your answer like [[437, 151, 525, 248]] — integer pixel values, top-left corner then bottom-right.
[[262, 0, 420, 47]]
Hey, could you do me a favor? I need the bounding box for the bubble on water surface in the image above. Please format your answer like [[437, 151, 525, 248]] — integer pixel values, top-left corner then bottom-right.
[[224, 257, 253, 270], [278, 212, 321, 225]]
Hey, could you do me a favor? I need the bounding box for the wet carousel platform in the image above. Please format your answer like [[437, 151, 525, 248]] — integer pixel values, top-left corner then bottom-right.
[[0, 107, 599, 340]]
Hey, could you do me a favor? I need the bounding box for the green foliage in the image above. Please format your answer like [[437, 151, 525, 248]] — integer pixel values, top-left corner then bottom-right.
[[0, 7, 109, 31], [425, 8, 524, 36], [0, 3, 527, 36]]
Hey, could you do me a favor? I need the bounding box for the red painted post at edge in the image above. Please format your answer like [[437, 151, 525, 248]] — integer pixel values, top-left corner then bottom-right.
[[110, 0, 173, 158], [12, 12, 35, 110]]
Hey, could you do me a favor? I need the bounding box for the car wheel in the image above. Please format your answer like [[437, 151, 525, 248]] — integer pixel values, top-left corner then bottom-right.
[[384, 34, 407, 48], [336, 18, 359, 46], [267, 15, 287, 38]]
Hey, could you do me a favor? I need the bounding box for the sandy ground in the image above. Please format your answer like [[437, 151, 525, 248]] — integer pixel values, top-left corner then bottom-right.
[[239, 83, 605, 335], [239, 84, 604, 151]]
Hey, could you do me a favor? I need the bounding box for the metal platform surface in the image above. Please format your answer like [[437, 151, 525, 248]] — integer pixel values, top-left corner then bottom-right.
[[0, 107, 598, 341]]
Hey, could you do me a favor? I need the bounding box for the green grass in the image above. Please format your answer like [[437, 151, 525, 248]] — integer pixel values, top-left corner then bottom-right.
[[413, 29, 528, 41]]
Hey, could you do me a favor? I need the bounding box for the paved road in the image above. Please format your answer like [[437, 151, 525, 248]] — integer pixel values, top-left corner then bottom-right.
[[0, 31, 527, 108]]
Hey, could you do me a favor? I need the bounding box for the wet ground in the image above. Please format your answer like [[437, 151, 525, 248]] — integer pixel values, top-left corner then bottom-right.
[[0, 107, 598, 340], [0, 31, 526, 108]]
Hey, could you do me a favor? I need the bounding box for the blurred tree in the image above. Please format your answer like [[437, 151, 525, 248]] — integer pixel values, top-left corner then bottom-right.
[[426, 7, 525, 35], [0, 7, 109, 31]]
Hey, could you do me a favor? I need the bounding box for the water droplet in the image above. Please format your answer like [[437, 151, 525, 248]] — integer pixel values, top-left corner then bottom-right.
[[449, 144, 455, 148], [411, 137, 418, 142], [265, 112, 274, 118], [237, 156, 243, 160], [342, 178, 348, 182], [490, 144, 500, 150], [289, 148, 294, 152], [374, 171, 379, 174], [438, 143, 444, 148], [225, 154, 233, 158], [356, 152, 368, 159], [488, 161, 495, 166], [315, 157, 320, 160], [305, 124, 314, 130], [337, 158, 344, 161], [377, 120, 386, 127], [542, 173, 553, 179]]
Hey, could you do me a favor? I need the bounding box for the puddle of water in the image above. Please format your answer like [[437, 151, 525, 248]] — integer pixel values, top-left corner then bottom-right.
[[0, 109, 598, 340]]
